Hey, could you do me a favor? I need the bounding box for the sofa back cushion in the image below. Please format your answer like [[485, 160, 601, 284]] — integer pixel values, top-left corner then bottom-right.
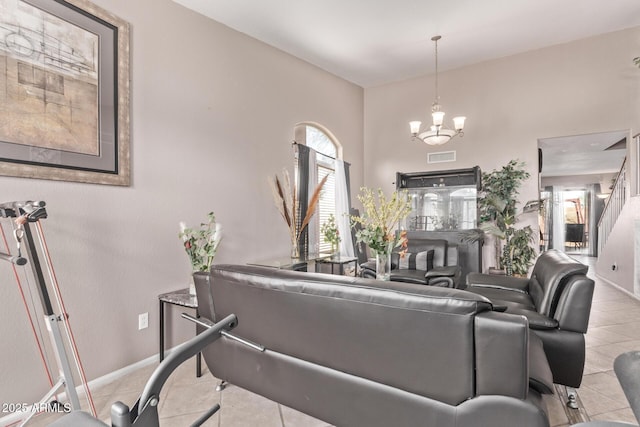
[[203, 264, 494, 406], [391, 250, 434, 271], [403, 238, 449, 267], [528, 250, 588, 316]]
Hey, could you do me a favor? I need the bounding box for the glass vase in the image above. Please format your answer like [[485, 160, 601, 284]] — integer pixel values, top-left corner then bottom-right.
[[291, 238, 300, 259], [376, 251, 391, 281], [188, 274, 197, 295], [331, 242, 339, 256]]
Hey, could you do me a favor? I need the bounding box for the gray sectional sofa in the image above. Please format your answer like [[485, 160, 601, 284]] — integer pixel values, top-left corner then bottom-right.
[[194, 264, 554, 427], [465, 249, 595, 389]]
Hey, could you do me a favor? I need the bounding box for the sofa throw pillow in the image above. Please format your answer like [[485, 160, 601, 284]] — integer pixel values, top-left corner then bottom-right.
[[393, 250, 434, 271]]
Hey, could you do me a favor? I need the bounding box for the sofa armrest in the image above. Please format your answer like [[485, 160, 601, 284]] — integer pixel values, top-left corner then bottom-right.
[[425, 265, 460, 278], [553, 275, 595, 333], [503, 306, 560, 330], [426, 265, 462, 288], [475, 311, 554, 398], [361, 260, 375, 271], [361, 262, 376, 279], [475, 311, 529, 399], [467, 272, 530, 292], [427, 276, 454, 287], [361, 259, 398, 273], [528, 332, 554, 394]]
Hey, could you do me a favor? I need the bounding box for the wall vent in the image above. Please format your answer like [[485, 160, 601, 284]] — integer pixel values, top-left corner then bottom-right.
[[427, 151, 456, 164]]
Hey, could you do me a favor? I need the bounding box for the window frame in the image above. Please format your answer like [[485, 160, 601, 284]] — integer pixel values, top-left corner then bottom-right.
[[294, 122, 342, 253]]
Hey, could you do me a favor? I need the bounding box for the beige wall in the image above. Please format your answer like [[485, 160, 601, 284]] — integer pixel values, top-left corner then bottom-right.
[[364, 27, 639, 211], [596, 196, 640, 294], [0, 0, 364, 405], [363, 27, 639, 270]]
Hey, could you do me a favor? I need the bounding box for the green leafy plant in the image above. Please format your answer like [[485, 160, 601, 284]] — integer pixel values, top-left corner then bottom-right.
[[504, 226, 536, 276], [476, 160, 536, 276], [351, 188, 411, 255], [479, 160, 530, 224], [179, 212, 223, 272], [321, 214, 341, 251]]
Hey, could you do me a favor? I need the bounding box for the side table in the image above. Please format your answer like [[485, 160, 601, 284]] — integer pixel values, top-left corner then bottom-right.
[[158, 288, 201, 377], [316, 255, 358, 276]]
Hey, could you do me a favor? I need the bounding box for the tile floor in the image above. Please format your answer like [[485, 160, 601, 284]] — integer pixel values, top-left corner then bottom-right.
[[21, 256, 640, 426]]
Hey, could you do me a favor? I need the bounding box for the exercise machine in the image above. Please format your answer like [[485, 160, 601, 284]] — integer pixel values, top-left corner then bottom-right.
[[48, 313, 237, 427], [1, 200, 235, 426], [0, 200, 94, 425]]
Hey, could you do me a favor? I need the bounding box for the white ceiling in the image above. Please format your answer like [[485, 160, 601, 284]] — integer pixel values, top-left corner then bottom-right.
[[173, 0, 636, 179], [539, 130, 628, 177], [173, 0, 640, 87]]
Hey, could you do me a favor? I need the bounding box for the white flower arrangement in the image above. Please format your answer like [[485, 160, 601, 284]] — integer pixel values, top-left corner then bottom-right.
[[179, 212, 223, 272]]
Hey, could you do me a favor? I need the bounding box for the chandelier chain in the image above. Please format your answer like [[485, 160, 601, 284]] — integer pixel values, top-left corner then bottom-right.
[[409, 34, 465, 145], [434, 36, 439, 105]]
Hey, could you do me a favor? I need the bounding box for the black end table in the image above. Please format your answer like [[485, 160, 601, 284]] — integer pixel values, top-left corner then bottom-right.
[[316, 255, 358, 275], [158, 288, 201, 377]]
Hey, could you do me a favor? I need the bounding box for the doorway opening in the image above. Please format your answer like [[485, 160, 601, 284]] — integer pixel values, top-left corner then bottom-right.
[[538, 130, 627, 258], [539, 187, 605, 257]]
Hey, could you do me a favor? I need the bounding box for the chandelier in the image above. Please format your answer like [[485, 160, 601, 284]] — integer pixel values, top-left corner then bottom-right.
[[410, 35, 466, 145]]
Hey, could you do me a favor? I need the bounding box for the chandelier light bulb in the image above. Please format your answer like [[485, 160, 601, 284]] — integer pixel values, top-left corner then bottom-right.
[[432, 111, 445, 127], [453, 116, 466, 132], [409, 121, 422, 136]]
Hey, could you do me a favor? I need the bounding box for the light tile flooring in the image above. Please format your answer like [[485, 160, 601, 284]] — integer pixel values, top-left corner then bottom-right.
[[22, 256, 640, 426]]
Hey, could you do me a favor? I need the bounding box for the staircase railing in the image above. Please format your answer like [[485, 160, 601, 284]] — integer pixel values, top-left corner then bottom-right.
[[598, 157, 628, 254]]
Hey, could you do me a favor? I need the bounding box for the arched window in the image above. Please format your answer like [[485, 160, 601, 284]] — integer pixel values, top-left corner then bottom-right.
[[295, 123, 342, 254]]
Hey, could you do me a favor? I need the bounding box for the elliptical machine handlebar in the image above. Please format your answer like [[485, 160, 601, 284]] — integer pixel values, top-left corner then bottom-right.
[[0, 201, 47, 222]]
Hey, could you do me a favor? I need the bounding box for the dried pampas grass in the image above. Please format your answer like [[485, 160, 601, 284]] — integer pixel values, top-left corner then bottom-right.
[[269, 169, 329, 247]]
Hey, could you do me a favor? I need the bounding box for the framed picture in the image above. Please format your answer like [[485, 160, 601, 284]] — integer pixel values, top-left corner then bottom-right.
[[0, 0, 130, 186]]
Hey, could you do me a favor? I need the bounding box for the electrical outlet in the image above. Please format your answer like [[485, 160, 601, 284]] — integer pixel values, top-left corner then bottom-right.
[[138, 312, 149, 330]]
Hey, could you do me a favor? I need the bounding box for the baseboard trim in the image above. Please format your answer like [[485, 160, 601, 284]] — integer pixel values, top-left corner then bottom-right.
[[595, 273, 640, 302], [83, 352, 158, 394]]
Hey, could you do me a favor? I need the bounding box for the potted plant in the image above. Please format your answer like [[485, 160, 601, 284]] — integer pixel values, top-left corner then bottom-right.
[[179, 212, 223, 294], [476, 160, 536, 276], [321, 214, 341, 255], [505, 226, 536, 276]]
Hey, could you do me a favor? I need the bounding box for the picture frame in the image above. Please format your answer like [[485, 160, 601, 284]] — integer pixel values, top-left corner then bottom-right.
[[0, 0, 130, 186]]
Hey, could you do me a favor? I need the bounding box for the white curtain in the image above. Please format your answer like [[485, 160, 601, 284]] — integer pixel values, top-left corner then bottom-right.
[[335, 160, 355, 257], [551, 187, 566, 250], [307, 147, 319, 256], [586, 184, 598, 257]]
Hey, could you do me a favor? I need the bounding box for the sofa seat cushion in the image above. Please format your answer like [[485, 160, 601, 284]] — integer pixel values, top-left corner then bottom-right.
[[466, 286, 536, 309], [426, 266, 461, 279], [390, 269, 429, 284], [466, 272, 530, 292]]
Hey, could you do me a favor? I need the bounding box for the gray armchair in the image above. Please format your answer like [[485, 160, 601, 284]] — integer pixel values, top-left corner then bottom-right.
[[360, 238, 462, 288], [466, 249, 595, 389]]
